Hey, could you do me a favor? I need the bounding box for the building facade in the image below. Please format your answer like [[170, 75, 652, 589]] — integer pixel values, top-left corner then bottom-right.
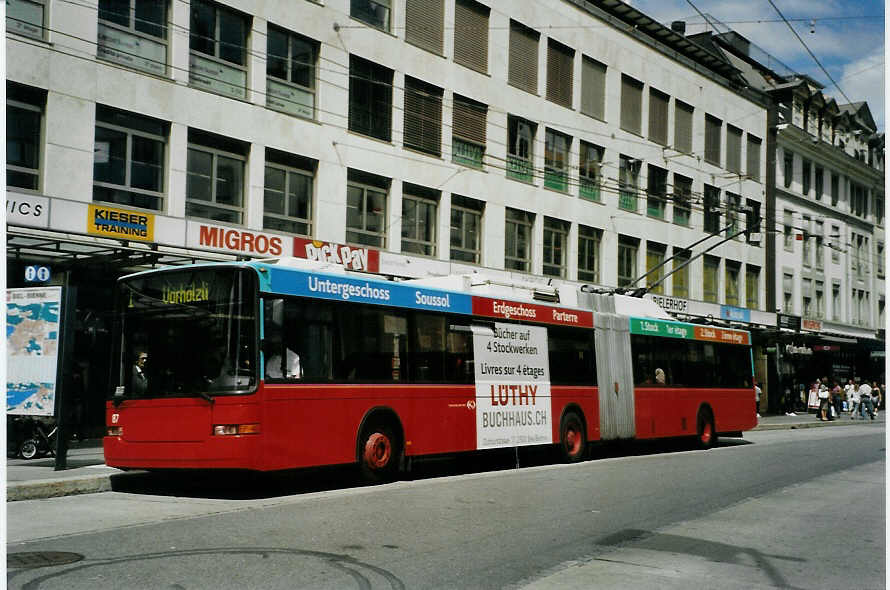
[[7, 0, 875, 431]]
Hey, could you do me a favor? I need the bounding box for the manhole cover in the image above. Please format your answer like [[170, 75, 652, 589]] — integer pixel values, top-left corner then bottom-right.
[[8, 552, 84, 569]]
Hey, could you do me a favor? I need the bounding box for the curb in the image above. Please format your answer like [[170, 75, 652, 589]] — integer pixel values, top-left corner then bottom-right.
[[7, 474, 114, 502], [753, 418, 879, 431]]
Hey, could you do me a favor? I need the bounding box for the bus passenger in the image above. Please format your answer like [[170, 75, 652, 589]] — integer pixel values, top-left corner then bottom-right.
[[655, 368, 666, 385], [266, 346, 301, 379], [132, 351, 148, 394]]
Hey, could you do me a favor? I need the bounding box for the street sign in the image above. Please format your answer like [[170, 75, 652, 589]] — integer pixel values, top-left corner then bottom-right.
[[24, 265, 51, 283]]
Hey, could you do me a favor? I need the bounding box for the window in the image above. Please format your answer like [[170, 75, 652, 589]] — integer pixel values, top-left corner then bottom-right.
[[263, 149, 314, 236], [784, 209, 794, 251], [831, 174, 839, 206], [7, 0, 46, 39], [703, 256, 719, 303], [645, 242, 666, 295], [831, 225, 840, 263], [453, 0, 489, 73], [94, 105, 167, 210], [98, 0, 167, 76], [815, 280, 824, 319], [876, 195, 884, 225], [450, 194, 482, 263], [745, 199, 762, 245], [349, 55, 393, 141], [508, 21, 539, 94], [404, 77, 443, 156], [832, 282, 841, 320], [505, 208, 534, 272], [620, 75, 643, 135], [580, 56, 606, 120], [725, 261, 740, 306], [802, 279, 812, 318], [401, 183, 438, 256], [507, 115, 535, 183], [746, 135, 761, 181], [267, 27, 317, 119], [6, 83, 44, 191], [405, 0, 444, 54], [646, 165, 667, 219], [783, 272, 794, 313], [674, 100, 693, 153], [452, 94, 486, 169], [703, 184, 721, 234], [543, 217, 568, 277], [802, 159, 811, 195], [878, 242, 885, 277], [189, 0, 248, 99], [725, 192, 741, 237], [186, 130, 246, 224], [814, 220, 824, 269], [704, 114, 721, 166], [672, 249, 690, 298], [648, 89, 669, 146], [745, 265, 759, 310], [801, 215, 811, 266], [546, 39, 574, 109], [619, 155, 640, 212], [617, 235, 639, 288], [579, 141, 603, 202], [673, 174, 692, 226], [578, 225, 601, 283], [544, 129, 570, 191], [814, 166, 824, 200], [783, 150, 793, 188], [351, 0, 390, 31], [724, 125, 741, 174], [346, 169, 388, 247]]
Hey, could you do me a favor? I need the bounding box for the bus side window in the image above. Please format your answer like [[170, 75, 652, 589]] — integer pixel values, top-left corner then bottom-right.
[[446, 321, 473, 384], [412, 314, 445, 382]]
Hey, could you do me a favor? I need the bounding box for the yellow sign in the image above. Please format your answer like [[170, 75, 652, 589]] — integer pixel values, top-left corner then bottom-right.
[[87, 204, 155, 241]]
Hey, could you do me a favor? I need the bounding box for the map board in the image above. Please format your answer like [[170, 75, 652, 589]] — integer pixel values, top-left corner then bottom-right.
[[473, 323, 552, 449], [7, 287, 63, 416]]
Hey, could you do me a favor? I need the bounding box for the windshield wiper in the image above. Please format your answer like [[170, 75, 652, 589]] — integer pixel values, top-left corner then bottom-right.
[[197, 390, 215, 404]]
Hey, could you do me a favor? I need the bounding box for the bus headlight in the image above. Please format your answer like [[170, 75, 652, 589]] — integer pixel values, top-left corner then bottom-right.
[[212, 424, 260, 436]]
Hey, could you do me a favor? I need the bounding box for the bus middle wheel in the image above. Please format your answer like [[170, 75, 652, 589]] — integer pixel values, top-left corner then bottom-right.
[[559, 411, 587, 463]]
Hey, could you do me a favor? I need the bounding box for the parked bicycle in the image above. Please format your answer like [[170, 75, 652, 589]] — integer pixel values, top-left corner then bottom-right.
[[6, 416, 57, 460]]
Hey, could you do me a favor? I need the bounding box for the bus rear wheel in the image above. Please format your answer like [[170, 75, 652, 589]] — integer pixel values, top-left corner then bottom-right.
[[697, 409, 717, 450], [559, 411, 587, 463], [358, 422, 400, 482]]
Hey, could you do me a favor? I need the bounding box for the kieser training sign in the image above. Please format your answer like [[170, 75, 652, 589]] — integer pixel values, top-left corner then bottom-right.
[[473, 323, 552, 449]]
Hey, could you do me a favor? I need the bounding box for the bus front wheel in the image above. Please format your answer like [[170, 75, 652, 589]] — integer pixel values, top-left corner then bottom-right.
[[358, 422, 400, 482], [559, 411, 587, 463], [697, 408, 717, 450]]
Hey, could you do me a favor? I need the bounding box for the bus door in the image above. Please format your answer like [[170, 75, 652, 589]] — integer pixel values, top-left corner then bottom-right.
[[594, 313, 636, 440]]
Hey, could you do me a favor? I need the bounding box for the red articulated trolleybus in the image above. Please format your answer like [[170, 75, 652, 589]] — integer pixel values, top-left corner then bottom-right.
[[104, 259, 757, 479]]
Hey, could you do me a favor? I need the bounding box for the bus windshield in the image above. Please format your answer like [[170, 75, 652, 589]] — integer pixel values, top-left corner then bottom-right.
[[113, 266, 258, 399]]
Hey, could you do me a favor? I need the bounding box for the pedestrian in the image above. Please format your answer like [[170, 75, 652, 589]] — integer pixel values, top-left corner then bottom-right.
[[844, 378, 855, 412], [849, 380, 862, 418], [857, 380, 874, 420], [783, 386, 797, 416], [754, 381, 762, 418], [831, 381, 843, 420], [871, 382, 882, 416], [817, 381, 830, 421]]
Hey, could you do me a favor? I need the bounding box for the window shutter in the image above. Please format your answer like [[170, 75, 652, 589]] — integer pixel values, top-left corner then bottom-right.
[[508, 21, 538, 94], [405, 0, 444, 55], [452, 94, 487, 145], [726, 125, 742, 173], [404, 77, 442, 156], [546, 39, 573, 108], [705, 114, 721, 165], [648, 89, 668, 145], [746, 135, 761, 180], [620, 75, 642, 134], [580, 56, 605, 120], [454, 0, 489, 73], [674, 101, 693, 153]]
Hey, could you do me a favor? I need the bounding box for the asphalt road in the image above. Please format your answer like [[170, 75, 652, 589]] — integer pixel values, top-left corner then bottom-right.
[[7, 425, 885, 589]]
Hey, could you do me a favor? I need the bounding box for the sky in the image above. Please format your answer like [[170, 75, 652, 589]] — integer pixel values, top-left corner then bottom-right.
[[626, 0, 885, 131]]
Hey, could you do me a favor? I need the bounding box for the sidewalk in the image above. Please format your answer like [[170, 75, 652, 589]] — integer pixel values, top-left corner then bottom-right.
[[5, 413, 883, 502]]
